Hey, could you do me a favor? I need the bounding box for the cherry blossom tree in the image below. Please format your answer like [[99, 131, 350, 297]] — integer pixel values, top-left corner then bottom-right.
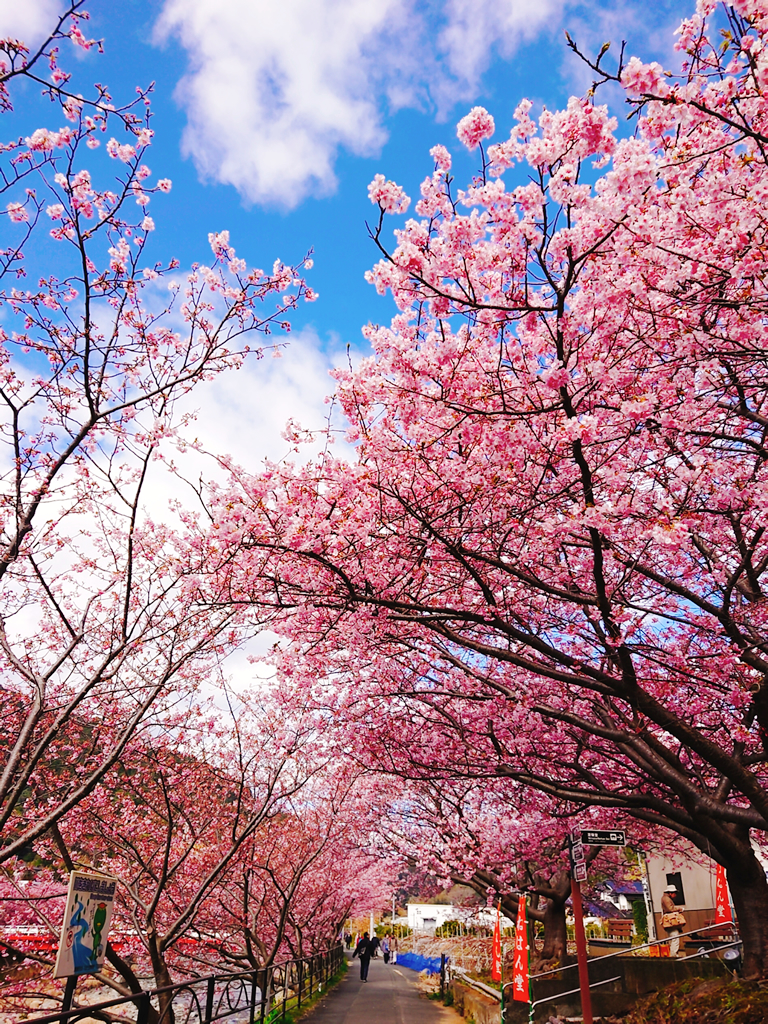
[[213, 773, 388, 970], [0, 696, 393, 1017], [0, 4, 311, 868], [206, 0, 768, 978], [47, 701, 326, 1019]]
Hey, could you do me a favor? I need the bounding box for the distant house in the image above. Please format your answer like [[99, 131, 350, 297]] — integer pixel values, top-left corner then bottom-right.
[[406, 903, 514, 933], [406, 903, 458, 933], [579, 896, 633, 921], [595, 880, 644, 914]]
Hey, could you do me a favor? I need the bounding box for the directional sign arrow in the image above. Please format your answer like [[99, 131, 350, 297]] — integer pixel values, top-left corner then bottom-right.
[[580, 829, 627, 847]]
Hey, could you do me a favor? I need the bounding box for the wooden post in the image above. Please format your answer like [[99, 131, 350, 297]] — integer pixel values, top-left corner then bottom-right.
[[571, 876, 594, 1024]]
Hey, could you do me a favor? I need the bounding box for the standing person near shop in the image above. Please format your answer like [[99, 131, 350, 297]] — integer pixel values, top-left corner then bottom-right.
[[352, 932, 373, 982], [661, 885, 686, 957]]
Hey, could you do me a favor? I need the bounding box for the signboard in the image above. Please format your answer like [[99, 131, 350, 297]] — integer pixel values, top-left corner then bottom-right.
[[54, 871, 118, 978], [714, 863, 733, 924], [570, 842, 585, 866], [573, 862, 588, 883], [511, 897, 529, 1002], [580, 829, 627, 847]]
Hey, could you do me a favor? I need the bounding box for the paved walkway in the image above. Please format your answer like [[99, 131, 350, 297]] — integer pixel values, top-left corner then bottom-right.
[[301, 956, 461, 1024]]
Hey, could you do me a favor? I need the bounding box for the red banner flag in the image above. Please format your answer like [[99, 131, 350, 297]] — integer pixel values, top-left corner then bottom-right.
[[491, 902, 502, 982], [714, 863, 732, 924], [512, 896, 529, 1002]]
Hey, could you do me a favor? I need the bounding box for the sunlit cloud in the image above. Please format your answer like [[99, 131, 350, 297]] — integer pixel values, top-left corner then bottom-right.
[[0, 0, 63, 44], [154, 0, 572, 209]]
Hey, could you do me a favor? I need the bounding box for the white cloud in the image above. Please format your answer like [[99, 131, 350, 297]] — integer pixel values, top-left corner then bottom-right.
[[438, 0, 565, 92], [155, 0, 410, 208], [141, 324, 347, 530], [0, 0, 62, 44], [154, 0, 572, 209], [174, 324, 345, 472]]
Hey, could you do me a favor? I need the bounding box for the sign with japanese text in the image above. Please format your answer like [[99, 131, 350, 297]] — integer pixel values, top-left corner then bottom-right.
[[491, 902, 502, 982], [54, 871, 118, 979], [573, 862, 588, 883], [569, 841, 585, 867], [714, 863, 732, 924], [580, 829, 627, 847], [512, 896, 529, 1003]]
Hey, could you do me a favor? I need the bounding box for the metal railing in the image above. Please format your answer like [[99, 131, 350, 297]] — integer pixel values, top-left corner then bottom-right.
[[21, 945, 345, 1024], [447, 922, 740, 1015], [528, 920, 741, 984]]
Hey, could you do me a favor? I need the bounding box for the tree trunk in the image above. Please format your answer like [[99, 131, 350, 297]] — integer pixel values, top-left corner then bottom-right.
[[147, 929, 175, 1024], [105, 942, 160, 1024], [726, 847, 768, 979], [538, 897, 568, 965]]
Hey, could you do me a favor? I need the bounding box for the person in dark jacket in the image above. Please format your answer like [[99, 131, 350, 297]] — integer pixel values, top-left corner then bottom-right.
[[352, 932, 372, 981]]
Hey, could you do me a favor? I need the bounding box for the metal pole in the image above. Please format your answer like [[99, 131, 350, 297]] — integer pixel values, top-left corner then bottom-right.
[[205, 976, 215, 1024], [249, 971, 259, 1024], [638, 849, 657, 942], [571, 875, 594, 1024], [259, 967, 269, 1024], [136, 991, 151, 1024], [62, 976, 77, 1016]]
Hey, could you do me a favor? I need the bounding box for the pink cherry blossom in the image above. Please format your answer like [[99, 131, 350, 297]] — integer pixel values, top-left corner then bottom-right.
[[6, 201, 28, 222], [368, 173, 411, 214], [456, 105, 495, 149]]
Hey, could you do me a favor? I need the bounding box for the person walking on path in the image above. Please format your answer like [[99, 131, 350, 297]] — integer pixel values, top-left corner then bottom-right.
[[353, 931, 373, 981], [661, 885, 686, 957], [301, 948, 459, 1024]]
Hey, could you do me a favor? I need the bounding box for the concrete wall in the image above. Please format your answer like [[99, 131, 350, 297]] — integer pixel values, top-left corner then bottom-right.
[[450, 979, 500, 1024]]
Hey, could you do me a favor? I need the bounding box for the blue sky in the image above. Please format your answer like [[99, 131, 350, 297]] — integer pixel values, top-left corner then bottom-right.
[[2, 0, 693, 469]]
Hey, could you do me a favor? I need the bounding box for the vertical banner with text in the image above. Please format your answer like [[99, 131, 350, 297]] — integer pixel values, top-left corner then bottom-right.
[[512, 896, 529, 1002], [714, 863, 733, 924], [491, 901, 502, 982]]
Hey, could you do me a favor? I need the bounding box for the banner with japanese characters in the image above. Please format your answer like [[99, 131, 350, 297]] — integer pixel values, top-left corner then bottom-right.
[[512, 896, 529, 1002], [714, 863, 732, 924], [491, 902, 502, 982], [54, 871, 118, 978]]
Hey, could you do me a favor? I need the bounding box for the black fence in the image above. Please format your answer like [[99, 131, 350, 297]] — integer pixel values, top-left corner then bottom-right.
[[25, 945, 345, 1024]]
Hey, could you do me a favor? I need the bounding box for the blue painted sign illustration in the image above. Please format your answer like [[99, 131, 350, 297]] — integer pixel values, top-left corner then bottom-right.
[[54, 872, 118, 978]]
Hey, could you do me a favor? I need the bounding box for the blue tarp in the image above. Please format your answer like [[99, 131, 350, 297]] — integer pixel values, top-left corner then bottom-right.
[[395, 952, 446, 975]]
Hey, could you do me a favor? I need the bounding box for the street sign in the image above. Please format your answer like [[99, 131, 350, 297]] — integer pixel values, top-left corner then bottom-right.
[[580, 829, 627, 847], [570, 842, 585, 865], [573, 862, 588, 883]]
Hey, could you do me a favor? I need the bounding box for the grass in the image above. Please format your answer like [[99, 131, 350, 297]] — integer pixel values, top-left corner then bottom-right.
[[265, 958, 348, 1024], [427, 988, 454, 1006]]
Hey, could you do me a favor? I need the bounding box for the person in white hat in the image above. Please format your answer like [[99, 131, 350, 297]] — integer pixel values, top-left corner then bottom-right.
[[661, 885, 686, 957]]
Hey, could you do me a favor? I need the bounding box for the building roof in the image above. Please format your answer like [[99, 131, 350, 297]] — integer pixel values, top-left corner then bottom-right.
[[578, 897, 633, 920], [600, 880, 644, 897]]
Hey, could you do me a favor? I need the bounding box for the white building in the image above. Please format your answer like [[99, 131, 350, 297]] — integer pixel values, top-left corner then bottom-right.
[[406, 903, 514, 933], [407, 903, 459, 933]]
